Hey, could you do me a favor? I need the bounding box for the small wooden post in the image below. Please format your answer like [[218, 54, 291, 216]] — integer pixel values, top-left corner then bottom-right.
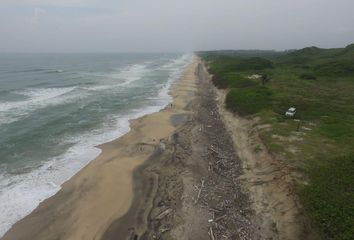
[[296, 120, 301, 131]]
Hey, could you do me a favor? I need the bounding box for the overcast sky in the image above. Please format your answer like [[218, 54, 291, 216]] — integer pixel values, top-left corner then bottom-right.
[[1, 0, 354, 52]]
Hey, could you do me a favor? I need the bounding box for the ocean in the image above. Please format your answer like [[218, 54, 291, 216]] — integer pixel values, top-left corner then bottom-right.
[[0, 52, 193, 236]]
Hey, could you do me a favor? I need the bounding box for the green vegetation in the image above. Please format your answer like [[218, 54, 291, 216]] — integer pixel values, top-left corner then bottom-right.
[[300, 156, 354, 240], [206, 56, 274, 74], [225, 87, 272, 115], [315, 60, 354, 77], [199, 44, 354, 240], [212, 73, 258, 89]]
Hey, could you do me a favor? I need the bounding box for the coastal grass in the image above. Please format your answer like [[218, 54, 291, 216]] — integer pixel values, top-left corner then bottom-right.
[[200, 44, 354, 240]]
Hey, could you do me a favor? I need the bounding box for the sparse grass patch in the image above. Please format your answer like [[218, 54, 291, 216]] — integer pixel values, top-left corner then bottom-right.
[[253, 145, 262, 153]]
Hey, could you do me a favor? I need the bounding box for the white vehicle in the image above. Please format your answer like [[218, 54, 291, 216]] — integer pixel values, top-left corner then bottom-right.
[[285, 107, 296, 117]]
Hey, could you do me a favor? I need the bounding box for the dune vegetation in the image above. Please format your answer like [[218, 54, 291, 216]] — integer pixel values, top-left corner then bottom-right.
[[199, 44, 354, 240]]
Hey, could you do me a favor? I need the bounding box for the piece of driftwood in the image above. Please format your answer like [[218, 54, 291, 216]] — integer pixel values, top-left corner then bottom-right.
[[215, 215, 226, 222], [208, 145, 222, 155], [159, 228, 170, 234], [209, 226, 216, 240], [194, 179, 205, 204], [155, 208, 172, 220]]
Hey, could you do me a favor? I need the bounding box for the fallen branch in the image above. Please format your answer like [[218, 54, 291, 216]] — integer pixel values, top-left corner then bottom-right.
[[215, 214, 227, 222], [155, 208, 172, 220], [159, 228, 170, 234], [209, 226, 216, 240], [194, 179, 205, 204]]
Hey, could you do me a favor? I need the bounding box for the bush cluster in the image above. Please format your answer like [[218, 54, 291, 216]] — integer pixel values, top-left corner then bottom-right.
[[225, 87, 272, 115]]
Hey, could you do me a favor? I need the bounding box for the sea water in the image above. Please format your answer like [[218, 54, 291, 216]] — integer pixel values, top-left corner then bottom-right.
[[0, 52, 193, 236]]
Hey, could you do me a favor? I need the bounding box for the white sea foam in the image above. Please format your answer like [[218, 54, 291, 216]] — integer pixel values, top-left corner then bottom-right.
[[0, 87, 75, 112], [155, 53, 194, 102], [0, 87, 78, 125], [78, 63, 150, 90], [0, 59, 173, 126], [0, 53, 193, 237], [110, 64, 150, 86]]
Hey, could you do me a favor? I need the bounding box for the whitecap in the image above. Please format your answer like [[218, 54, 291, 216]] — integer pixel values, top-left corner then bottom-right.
[[0, 87, 78, 125]]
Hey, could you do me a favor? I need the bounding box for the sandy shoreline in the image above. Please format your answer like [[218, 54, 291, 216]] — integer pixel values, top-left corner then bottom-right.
[[1, 57, 199, 240]]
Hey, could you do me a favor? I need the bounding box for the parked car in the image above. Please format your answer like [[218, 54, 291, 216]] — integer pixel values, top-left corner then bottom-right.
[[285, 107, 296, 117]]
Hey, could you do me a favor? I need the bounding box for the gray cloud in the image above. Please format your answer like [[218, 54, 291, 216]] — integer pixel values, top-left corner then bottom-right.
[[0, 0, 354, 52], [1, 0, 97, 6]]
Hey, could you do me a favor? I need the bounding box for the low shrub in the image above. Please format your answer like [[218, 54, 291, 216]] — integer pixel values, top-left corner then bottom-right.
[[212, 73, 258, 89], [208, 57, 274, 75], [315, 60, 354, 77], [225, 86, 272, 115], [211, 74, 229, 89], [300, 73, 317, 80], [225, 73, 259, 88], [236, 57, 274, 71]]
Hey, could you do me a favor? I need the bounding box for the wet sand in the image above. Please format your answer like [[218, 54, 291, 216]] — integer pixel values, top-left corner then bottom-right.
[[1, 57, 200, 240]]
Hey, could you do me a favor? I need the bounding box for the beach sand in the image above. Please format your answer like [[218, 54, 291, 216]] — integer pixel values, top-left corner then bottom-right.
[[1, 57, 200, 240]]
